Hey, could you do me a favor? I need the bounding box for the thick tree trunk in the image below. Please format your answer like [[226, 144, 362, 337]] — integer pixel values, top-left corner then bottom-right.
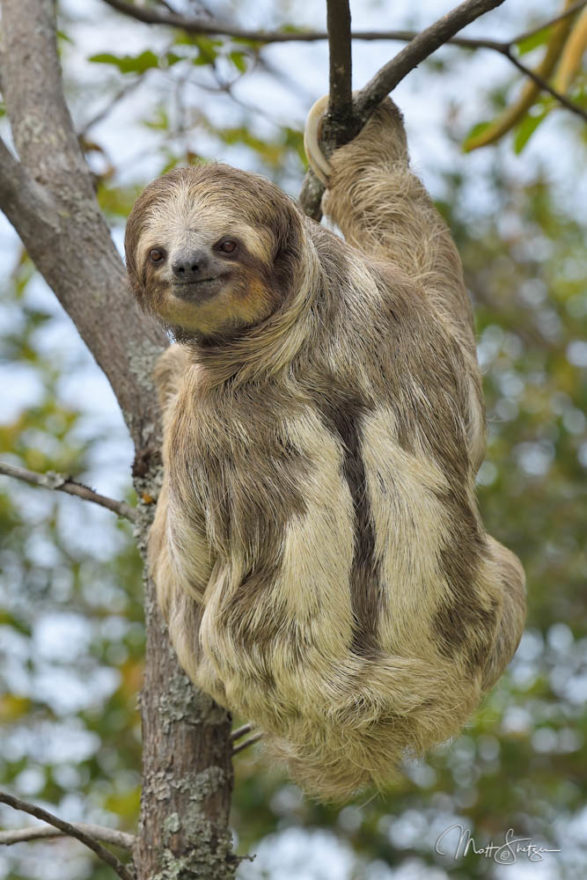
[[0, 1, 236, 876], [135, 573, 235, 878]]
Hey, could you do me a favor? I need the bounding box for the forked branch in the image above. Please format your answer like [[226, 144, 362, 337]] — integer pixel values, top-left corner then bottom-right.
[[0, 792, 134, 880], [300, 0, 508, 216]]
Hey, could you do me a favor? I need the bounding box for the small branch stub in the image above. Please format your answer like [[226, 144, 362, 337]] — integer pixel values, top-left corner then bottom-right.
[[232, 733, 263, 756], [230, 722, 254, 742]]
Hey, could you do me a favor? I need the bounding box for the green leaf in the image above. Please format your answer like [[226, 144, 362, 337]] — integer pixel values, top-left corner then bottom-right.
[[513, 108, 550, 154], [231, 37, 264, 49], [97, 183, 144, 219], [164, 52, 183, 68], [192, 36, 222, 66], [229, 51, 247, 74], [462, 120, 491, 151], [143, 106, 170, 131], [279, 23, 308, 34], [515, 26, 552, 57], [89, 50, 160, 74], [56, 29, 74, 46]]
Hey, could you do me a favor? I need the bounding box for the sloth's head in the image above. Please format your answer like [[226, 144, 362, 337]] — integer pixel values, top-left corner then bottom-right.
[[125, 164, 304, 339]]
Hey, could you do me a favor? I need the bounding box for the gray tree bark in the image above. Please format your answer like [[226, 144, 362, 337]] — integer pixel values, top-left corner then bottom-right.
[[0, 1, 235, 877]]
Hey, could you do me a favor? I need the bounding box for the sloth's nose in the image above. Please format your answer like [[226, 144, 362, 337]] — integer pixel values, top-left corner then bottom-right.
[[172, 249, 210, 280]]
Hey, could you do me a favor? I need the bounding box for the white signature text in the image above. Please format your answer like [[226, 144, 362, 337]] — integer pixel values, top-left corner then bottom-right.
[[434, 824, 561, 864]]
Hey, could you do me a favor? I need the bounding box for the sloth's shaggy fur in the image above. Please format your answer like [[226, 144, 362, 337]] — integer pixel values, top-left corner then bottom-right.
[[125, 99, 526, 801]]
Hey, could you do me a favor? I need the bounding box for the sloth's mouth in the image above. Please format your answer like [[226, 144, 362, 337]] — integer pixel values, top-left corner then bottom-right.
[[172, 275, 229, 301]]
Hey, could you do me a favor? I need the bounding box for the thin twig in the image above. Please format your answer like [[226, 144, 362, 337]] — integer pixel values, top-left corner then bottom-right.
[[230, 722, 254, 742], [0, 792, 134, 880], [79, 76, 145, 137], [100, 0, 583, 51], [0, 823, 135, 850], [232, 733, 263, 756], [0, 461, 137, 522], [98, 2, 503, 47], [503, 47, 587, 120], [158, 0, 179, 13]]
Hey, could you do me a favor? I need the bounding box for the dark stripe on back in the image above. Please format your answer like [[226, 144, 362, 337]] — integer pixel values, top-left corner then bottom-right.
[[432, 489, 497, 671], [313, 388, 383, 659]]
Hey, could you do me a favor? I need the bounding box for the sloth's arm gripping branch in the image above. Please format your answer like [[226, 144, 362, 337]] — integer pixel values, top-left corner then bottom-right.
[[304, 98, 475, 341]]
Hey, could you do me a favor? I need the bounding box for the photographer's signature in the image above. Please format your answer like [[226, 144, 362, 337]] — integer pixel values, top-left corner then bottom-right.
[[434, 824, 561, 864]]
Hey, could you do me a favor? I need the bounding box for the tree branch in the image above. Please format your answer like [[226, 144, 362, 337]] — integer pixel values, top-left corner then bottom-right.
[[298, 171, 325, 222], [503, 46, 587, 120], [0, 461, 137, 522], [0, 138, 35, 218], [100, 0, 585, 50], [326, 0, 353, 125], [0, 822, 135, 850], [466, 1, 586, 149], [554, 5, 587, 92], [0, 136, 60, 244], [299, 0, 509, 217], [99, 0, 509, 47], [0, 792, 134, 880], [79, 76, 145, 138], [0, 0, 92, 196], [354, 0, 506, 123], [0, 0, 167, 449]]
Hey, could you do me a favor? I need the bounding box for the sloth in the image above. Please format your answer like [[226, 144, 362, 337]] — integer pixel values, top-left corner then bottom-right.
[[125, 97, 526, 801]]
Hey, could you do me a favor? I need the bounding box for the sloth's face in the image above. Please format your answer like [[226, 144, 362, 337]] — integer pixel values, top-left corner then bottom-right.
[[125, 166, 300, 338]]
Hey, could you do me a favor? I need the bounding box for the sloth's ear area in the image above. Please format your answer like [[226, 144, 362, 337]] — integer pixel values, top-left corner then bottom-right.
[[125, 197, 160, 302], [124, 217, 142, 298], [125, 242, 148, 303], [270, 200, 305, 293]]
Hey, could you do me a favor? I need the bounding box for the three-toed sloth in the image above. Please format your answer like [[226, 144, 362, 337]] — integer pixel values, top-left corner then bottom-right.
[[125, 98, 526, 801]]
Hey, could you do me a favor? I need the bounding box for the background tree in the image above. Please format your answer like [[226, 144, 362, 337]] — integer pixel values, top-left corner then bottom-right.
[[0, 0, 585, 878]]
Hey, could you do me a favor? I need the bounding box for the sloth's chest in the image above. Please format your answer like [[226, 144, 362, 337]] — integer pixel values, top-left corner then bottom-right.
[[166, 384, 459, 584], [167, 394, 313, 554]]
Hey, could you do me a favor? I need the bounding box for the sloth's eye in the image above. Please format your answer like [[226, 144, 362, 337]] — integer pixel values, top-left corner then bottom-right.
[[217, 239, 238, 255], [149, 248, 166, 263]]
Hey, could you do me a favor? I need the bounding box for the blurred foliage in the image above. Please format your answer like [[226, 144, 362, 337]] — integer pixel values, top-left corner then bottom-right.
[[464, 0, 586, 152], [0, 257, 144, 879], [1, 1, 586, 879]]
